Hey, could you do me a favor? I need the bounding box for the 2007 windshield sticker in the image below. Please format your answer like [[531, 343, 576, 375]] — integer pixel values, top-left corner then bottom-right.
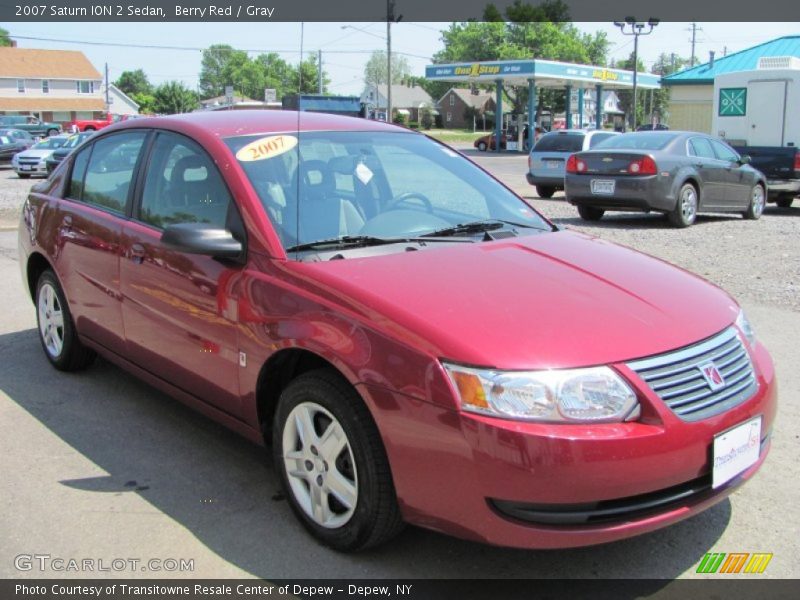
[[236, 135, 298, 162]]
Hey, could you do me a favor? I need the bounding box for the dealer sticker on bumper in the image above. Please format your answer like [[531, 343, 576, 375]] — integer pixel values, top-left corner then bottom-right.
[[712, 416, 761, 489]]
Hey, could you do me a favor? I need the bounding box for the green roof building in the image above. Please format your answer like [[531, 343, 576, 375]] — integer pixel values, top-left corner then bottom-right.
[[662, 35, 800, 133]]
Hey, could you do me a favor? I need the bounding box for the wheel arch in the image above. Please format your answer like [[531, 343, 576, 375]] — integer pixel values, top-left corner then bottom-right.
[[26, 251, 53, 301], [255, 347, 362, 445]]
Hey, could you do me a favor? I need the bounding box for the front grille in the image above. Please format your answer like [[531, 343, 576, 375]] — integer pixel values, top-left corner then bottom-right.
[[627, 327, 757, 421], [18, 158, 40, 165]]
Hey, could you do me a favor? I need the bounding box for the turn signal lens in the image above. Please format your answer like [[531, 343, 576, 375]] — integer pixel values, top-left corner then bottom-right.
[[450, 370, 489, 409]]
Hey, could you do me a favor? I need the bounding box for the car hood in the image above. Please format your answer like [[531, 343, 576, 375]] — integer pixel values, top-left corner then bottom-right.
[[294, 230, 739, 369], [16, 149, 55, 160]]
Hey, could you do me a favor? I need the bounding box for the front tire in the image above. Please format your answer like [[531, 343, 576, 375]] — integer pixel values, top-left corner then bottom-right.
[[577, 205, 604, 221], [273, 369, 403, 551], [35, 270, 96, 371], [17, 173, 31, 179], [743, 184, 765, 220], [536, 185, 556, 199], [46, 128, 59, 137], [669, 183, 698, 228], [477, 142, 487, 151]]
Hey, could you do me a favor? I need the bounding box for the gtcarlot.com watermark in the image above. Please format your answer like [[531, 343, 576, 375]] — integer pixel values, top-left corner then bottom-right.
[[14, 553, 194, 573]]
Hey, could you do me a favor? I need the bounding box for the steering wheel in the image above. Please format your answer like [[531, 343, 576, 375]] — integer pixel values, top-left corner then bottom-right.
[[385, 192, 434, 213]]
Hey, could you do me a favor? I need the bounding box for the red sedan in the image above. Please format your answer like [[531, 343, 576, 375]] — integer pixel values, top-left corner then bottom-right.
[[19, 111, 776, 551]]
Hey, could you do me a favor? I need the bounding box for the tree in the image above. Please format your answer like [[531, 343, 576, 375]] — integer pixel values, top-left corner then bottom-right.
[[115, 69, 152, 97], [130, 92, 157, 115], [294, 54, 330, 94], [0, 27, 12, 47], [364, 50, 412, 87], [152, 81, 198, 114], [200, 44, 248, 98], [432, 1, 609, 116]]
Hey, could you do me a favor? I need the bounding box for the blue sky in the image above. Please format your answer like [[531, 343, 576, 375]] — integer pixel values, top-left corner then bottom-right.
[[2, 21, 798, 96]]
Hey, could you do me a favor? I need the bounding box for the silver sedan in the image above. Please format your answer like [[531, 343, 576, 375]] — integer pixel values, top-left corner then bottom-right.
[[564, 131, 768, 227]]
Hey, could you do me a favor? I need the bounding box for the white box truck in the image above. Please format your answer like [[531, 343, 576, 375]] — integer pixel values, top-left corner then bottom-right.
[[712, 57, 800, 207]]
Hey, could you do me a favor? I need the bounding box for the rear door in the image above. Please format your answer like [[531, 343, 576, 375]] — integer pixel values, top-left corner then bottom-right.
[[55, 130, 148, 351], [687, 136, 726, 208], [120, 131, 244, 416]]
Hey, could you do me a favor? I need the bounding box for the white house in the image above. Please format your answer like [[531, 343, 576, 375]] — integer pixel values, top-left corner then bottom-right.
[[0, 47, 107, 126]]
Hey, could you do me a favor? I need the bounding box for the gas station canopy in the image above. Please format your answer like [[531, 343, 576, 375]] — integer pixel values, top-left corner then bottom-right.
[[425, 59, 661, 151], [425, 59, 660, 90]]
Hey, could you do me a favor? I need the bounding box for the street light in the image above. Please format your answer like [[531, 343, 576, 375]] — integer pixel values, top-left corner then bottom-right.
[[613, 17, 659, 130]]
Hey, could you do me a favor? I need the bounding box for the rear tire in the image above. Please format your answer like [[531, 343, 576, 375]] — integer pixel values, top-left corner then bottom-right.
[[35, 270, 96, 371], [536, 185, 556, 199], [577, 205, 604, 221], [273, 369, 404, 551], [46, 128, 59, 137], [743, 184, 765, 220], [776, 195, 794, 209], [669, 183, 698, 228], [84, 126, 96, 131]]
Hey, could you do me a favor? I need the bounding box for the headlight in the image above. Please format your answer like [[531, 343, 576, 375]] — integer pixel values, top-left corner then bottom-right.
[[443, 363, 639, 423], [736, 309, 756, 346]]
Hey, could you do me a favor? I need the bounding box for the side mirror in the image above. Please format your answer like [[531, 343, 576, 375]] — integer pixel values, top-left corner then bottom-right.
[[738, 155, 751, 165], [161, 223, 243, 259]]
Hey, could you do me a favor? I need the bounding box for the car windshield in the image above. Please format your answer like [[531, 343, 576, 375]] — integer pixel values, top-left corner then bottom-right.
[[594, 132, 676, 151], [533, 132, 584, 152], [63, 133, 92, 149], [225, 131, 551, 254], [33, 137, 70, 150]]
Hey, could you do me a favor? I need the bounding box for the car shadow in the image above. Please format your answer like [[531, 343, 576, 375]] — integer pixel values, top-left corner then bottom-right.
[[553, 213, 743, 231], [0, 327, 732, 583]]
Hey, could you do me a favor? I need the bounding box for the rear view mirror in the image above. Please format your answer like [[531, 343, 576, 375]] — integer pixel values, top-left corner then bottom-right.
[[739, 155, 751, 165], [161, 223, 243, 259]]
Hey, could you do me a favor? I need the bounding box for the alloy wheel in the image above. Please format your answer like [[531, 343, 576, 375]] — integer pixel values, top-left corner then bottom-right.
[[38, 282, 64, 358], [282, 401, 358, 528]]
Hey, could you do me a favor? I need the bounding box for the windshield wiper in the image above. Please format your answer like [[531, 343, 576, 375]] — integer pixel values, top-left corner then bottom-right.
[[285, 235, 403, 253], [421, 219, 544, 238]]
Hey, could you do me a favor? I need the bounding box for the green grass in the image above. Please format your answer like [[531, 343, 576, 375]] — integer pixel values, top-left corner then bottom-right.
[[422, 129, 489, 143]]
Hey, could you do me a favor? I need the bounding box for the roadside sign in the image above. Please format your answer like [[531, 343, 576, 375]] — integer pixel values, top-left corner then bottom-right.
[[719, 88, 747, 116], [264, 88, 277, 103]]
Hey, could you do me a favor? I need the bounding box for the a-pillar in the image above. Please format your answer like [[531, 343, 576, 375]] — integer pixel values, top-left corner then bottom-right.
[[495, 79, 503, 153], [565, 84, 572, 129], [527, 78, 537, 150], [595, 84, 604, 130]]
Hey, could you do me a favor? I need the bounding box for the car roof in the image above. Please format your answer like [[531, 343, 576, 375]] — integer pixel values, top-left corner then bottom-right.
[[110, 110, 408, 138]]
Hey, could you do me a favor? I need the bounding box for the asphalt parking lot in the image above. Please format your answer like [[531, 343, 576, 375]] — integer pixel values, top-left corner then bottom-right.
[[0, 154, 798, 581]]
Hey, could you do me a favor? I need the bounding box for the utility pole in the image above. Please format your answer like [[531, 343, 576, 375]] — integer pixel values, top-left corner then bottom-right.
[[687, 23, 703, 67], [317, 49, 322, 94], [104, 62, 110, 114], [614, 18, 659, 131], [386, 0, 394, 122], [670, 52, 676, 72]]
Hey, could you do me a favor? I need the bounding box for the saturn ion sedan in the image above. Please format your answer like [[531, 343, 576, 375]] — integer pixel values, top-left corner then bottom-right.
[[564, 131, 768, 227], [19, 111, 776, 551]]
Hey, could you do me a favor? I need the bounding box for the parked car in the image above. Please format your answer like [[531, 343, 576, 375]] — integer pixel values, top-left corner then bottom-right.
[[636, 123, 670, 131], [45, 131, 96, 174], [0, 115, 62, 138], [474, 131, 508, 151], [527, 129, 619, 198], [0, 128, 35, 165], [19, 111, 776, 552], [68, 113, 130, 133], [11, 135, 72, 178], [565, 131, 768, 227]]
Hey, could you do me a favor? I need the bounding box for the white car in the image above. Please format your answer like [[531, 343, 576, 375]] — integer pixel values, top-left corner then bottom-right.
[[12, 135, 72, 178]]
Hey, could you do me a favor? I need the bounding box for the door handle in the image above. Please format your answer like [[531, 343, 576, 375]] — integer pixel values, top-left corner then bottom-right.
[[62, 215, 72, 229], [129, 243, 146, 265]]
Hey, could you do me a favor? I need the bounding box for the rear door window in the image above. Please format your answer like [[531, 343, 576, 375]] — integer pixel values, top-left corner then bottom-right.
[[78, 132, 147, 214], [533, 133, 585, 153], [688, 137, 717, 159]]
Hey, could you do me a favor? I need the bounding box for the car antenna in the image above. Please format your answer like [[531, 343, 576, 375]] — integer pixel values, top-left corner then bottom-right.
[[294, 21, 304, 259]]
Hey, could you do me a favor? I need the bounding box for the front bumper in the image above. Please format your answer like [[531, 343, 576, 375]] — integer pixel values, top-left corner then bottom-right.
[[14, 164, 48, 176], [360, 341, 776, 549]]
